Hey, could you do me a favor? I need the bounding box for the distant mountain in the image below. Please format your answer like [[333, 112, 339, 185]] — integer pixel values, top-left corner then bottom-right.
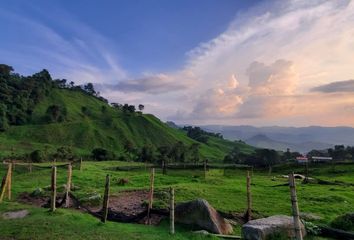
[[245, 134, 332, 153], [202, 125, 353, 153]]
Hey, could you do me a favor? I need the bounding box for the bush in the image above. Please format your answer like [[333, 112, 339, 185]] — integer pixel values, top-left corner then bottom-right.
[[30, 150, 44, 162], [331, 212, 354, 231], [45, 105, 67, 123], [92, 148, 114, 161]]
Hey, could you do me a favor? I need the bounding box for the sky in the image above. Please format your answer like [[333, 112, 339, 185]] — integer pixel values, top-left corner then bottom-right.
[[1, 0, 354, 127]]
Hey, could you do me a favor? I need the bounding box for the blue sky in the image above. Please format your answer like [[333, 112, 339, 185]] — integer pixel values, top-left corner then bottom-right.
[[0, 0, 259, 75], [1, 0, 354, 127]]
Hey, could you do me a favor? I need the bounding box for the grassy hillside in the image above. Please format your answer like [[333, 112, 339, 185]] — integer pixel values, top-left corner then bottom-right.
[[0, 88, 254, 161]]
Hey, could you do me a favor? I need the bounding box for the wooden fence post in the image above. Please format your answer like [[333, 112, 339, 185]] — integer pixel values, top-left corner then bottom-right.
[[0, 164, 12, 203], [289, 173, 303, 240], [65, 163, 72, 208], [101, 174, 110, 223], [51, 166, 57, 212], [29, 162, 32, 173], [305, 160, 309, 182], [147, 168, 155, 224], [246, 170, 252, 222], [169, 187, 175, 234], [7, 163, 12, 200]]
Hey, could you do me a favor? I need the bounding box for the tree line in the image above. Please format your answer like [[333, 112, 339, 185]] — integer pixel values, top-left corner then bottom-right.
[[183, 126, 223, 144], [91, 140, 201, 164], [307, 145, 354, 161]]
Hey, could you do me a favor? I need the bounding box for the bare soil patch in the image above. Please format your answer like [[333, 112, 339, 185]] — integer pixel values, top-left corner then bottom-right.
[[84, 189, 166, 225], [17, 192, 50, 207]]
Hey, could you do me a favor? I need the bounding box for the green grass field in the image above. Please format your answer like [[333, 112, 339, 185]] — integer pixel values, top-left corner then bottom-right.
[[0, 161, 353, 239]]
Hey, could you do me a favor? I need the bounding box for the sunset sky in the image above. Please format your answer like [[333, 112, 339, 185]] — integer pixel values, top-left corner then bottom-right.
[[1, 0, 353, 127]]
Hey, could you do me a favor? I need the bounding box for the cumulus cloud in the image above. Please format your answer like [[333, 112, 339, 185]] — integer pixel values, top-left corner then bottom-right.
[[247, 59, 297, 96], [234, 59, 298, 118], [311, 80, 354, 93], [168, 0, 354, 126]]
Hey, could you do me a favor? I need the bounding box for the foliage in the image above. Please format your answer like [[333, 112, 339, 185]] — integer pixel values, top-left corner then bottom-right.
[[0, 67, 52, 127], [0, 64, 14, 75], [0, 103, 9, 131], [92, 148, 113, 161], [122, 104, 136, 113], [183, 126, 223, 143], [223, 147, 248, 164], [54, 146, 74, 160], [30, 149, 44, 162], [331, 212, 354, 231], [244, 148, 281, 167], [138, 104, 144, 111], [138, 144, 155, 163], [45, 105, 67, 123], [303, 221, 321, 235], [282, 148, 301, 161]]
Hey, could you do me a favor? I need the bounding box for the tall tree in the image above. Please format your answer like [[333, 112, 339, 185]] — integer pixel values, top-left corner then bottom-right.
[[0, 64, 14, 75], [138, 104, 145, 111]]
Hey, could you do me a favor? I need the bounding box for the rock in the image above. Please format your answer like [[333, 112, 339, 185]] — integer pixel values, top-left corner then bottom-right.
[[175, 199, 233, 235], [242, 215, 306, 240], [2, 210, 29, 219], [193, 230, 210, 235], [300, 212, 322, 221], [282, 174, 306, 180]]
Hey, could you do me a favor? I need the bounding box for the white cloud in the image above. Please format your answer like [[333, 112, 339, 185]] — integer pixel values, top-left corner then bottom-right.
[[167, 0, 354, 126]]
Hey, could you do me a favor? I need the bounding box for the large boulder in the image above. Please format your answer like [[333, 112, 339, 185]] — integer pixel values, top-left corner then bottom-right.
[[175, 199, 233, 234], [242, 215, 306, 240]]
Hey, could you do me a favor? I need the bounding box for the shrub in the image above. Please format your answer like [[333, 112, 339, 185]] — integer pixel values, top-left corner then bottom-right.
[[45, 105, 67, 123], [30, 149, 44, 162], [331, 212, 354, 231], [92, 148, 113, 161]]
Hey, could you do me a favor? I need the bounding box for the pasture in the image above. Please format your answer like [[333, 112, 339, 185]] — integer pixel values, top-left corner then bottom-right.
[[0, 161, 353, 239]]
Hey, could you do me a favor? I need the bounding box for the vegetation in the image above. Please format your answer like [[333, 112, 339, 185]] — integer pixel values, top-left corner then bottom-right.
[[0, 65, 255, 162], [308, 145, 354, 161], [183, 126, 223, 143], [0, 161, 353, 239]]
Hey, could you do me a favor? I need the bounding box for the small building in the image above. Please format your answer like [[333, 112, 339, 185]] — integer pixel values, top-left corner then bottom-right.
[[311, 156, 333, 163], [296, 156, 308, 164]]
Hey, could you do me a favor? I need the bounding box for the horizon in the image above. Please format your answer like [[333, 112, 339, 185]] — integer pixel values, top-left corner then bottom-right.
[[1, 0, 354, 127]]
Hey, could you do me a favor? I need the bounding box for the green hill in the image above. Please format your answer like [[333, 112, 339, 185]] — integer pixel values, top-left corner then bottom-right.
[[0, 68, 254, 161]]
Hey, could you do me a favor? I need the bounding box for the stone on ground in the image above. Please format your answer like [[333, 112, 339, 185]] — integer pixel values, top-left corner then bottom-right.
[[175, 199, 233, 235], [242, 215, 306, 240], [2, 210, 29, 219]]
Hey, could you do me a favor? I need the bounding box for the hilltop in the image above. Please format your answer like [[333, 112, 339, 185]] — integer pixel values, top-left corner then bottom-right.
[[0, 66, 254, 161]]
